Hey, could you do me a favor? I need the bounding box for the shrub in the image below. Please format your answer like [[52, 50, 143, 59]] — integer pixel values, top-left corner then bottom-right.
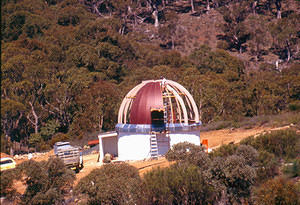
[[253, 177, 299, 205], [256, 150, 279, 183], [17, 157, 75, 205], [210, 155, 256, 204], [283, 158, 300, 178], [209, 143, 238, 159], [240, 129, 300, 159], [165, 142, 210, 169], [50, 133, 70, 146], [142, 163, 216, 205], [0, 168, 22, 199], [217, 41, 230, 50], [165, 142, 201, 161], [75, 163, 142, 205], [235, 145, 258, 166], [288, 101, 300, 111]]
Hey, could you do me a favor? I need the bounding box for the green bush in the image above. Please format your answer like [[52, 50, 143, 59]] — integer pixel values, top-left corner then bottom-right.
[[0, 168, 22, 199], [235, 145, 258, 166], [165, 142, 210, 169], [210, 155, 257, 204], [49, 133, 70, 147], [253, 177, 299, 205], [240, 129, 300, 159], [75, 163, 142, 205], [142, 163, 216, 205], [165, 142, 201, 161], [209, 143, 238, 158], [256, 150, 279, 183], [17, 157, 75, 205], [288, 101, 300, 111], [283, 158, 300, 178]]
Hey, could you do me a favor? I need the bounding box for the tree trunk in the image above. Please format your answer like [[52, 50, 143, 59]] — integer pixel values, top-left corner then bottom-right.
[[206, 0, 210, 10], [153, 9, 159, 27], [28, 102, 39, 134], [277, 10, 281, 19], [99, 115, 104, 131], [171, 37, 175, 49], [275, 0, 281, 19], [287, 47, 291, 62], [286, 40, 291, 62], [252, 1, 257, 14], [199, 88, 203, 121], [256, 43, 260, 61], [191, 0, 195, 13], [93, 5, 102, 17]]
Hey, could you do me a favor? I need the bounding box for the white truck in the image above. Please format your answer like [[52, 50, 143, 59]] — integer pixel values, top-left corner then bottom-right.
[[54, 142, 83, 172]]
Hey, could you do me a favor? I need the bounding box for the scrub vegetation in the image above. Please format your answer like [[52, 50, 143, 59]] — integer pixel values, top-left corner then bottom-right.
[[76, 129, 300, 204], [1, 129, 299, 204], [1, 157, 75, 204]]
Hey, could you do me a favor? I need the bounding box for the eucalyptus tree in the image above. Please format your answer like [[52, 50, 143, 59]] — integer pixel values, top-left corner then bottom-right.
[[269, 13, 299, 62], [218, 1, 250, 53]]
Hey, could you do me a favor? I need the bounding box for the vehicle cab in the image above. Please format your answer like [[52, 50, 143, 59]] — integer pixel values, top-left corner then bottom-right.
[[0, 157, 16, 171]]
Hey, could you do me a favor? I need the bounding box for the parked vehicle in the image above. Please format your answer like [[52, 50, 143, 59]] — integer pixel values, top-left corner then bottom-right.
[[54, 142, 83, 172], [0, 157, 16, 172]]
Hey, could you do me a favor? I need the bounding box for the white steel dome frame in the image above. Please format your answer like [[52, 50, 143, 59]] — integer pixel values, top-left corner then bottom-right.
[[118, 79, 200, 125]]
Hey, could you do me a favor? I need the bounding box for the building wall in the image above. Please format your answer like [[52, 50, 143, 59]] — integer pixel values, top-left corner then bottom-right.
[[169, 130, 201, 147], [102, 137, 118, 157], [118, 133, 151, 161], [117, 130, 200, 161], [157, 133, 170, 156]]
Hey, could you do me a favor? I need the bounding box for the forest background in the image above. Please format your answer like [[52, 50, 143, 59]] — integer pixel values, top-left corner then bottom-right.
[[1, 0, 300, 153]]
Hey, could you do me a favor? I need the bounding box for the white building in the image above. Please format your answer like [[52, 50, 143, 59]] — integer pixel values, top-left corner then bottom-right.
[[98, 79, 201, 161]]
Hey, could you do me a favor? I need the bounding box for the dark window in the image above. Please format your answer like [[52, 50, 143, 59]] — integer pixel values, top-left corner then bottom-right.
[[151, 109, 165, 132], [0, 160, 13, 165]]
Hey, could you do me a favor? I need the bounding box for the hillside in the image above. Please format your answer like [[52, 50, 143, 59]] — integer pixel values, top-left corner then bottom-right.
[[1, 0, 300, 156], [1, 1, 300, 204]]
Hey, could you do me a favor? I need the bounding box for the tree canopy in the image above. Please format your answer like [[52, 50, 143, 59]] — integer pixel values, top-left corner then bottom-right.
[[1, 0, 299, 152]]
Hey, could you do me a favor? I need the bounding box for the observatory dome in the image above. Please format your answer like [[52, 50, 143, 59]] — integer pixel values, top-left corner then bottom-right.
[[117, 79, 200, 127], [99, 79, 201, 161]]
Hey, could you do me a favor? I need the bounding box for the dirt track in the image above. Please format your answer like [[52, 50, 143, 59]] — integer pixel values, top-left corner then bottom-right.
[[201, 125, 292, 149]]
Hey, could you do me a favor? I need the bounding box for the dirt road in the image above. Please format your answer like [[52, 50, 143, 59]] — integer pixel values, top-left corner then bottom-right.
[[200, 126, 292, 149]]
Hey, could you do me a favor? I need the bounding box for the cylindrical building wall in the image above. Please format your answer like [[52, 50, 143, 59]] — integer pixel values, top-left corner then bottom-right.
[[117, 130, 200, 161], [118, 133, 150, 161]]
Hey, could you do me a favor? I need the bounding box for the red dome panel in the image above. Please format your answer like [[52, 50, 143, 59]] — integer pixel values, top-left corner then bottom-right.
[[130, 82, 163, 124]]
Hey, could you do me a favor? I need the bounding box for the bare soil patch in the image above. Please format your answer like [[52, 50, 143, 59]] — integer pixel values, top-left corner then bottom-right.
[[201, 125, 293, 149]]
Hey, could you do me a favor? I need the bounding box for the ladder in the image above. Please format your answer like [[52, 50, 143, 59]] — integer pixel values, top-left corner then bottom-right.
[[150, 133, 158, 158]]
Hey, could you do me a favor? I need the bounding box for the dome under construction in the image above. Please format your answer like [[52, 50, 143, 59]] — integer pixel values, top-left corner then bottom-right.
[[99, 79, 201, 161], [118, 79, 200, 127]]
